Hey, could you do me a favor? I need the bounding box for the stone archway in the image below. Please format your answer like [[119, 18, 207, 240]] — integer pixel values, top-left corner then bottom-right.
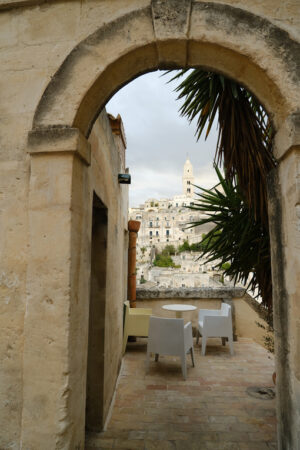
[[2, 1, 299, 449], [32, 2, 299, 135]]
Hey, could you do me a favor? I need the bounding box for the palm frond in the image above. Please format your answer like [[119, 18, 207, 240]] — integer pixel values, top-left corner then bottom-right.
[[187, 166, 272, 309], [168, 69, 275, 308]]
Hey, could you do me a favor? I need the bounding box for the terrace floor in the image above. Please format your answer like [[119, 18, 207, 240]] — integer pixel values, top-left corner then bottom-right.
[[86, 338, 277, 450]]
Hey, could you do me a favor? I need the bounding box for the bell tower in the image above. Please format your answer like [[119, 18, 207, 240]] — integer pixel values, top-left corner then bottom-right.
[[182, 156, 194, 197]]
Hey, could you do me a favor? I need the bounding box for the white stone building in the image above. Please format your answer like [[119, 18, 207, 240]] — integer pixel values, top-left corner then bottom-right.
[[129, 157, 213, 249], [137, 250, 223, 288]]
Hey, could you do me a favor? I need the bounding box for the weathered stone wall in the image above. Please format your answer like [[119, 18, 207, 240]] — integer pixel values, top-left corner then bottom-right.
[[268, 132, 300, 449], [89, 111, 129, 429], [136, 287, 270, 348], [137, 296, 271, 348], [233, 298, 271, 348], [0, 0, 298, 147], [0, 107, 128, 447], [0, 0, 299, 448], [137, 296, 222, 330]]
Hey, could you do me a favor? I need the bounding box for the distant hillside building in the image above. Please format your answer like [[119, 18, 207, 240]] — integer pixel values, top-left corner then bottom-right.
[[129, 157, 212, 249]]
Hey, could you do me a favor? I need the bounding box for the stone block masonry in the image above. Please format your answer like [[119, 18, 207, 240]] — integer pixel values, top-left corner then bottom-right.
[[0, 0, 299, 448]]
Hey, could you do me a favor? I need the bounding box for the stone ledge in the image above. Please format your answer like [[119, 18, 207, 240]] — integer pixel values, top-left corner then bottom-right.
[[0, 0, 52, 10], [136, 286, 246, 299], [28, 126, 91, 165], [274, 113, 300, 161]]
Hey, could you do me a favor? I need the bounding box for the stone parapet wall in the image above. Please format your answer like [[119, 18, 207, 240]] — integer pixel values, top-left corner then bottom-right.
[[136, 287, 270, 348], [136, 296, 222, 332], [136, 286, 246, 299]]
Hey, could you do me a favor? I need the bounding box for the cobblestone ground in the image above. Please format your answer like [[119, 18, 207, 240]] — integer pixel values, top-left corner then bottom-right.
[[86, 338, 277, 450]]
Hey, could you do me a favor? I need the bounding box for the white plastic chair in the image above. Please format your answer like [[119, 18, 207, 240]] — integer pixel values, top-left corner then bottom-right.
[[196, 303, 234, 355], [146, 316, 194, 380], [123, 301, 152, 354]]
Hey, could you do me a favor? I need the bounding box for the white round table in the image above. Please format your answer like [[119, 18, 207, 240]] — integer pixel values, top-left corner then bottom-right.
[[162, 304, 197, 319]]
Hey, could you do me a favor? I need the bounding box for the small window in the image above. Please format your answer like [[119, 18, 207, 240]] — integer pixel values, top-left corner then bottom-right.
[[149, 221, 152, 227], [187, 181, 190, 185], [156, 231, 159, 236], [149, 231, 152, 237], [166, 230, 170, 236], [187, 188, 191, 193]]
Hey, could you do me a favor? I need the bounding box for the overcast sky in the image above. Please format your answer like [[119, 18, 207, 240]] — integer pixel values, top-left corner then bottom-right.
[[106, 70, 219, 207]]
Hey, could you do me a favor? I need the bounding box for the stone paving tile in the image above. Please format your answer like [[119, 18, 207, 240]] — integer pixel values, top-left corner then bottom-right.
[[114, 439, 145, 449], [144, 440, 176, 450], [206, 444, 241, 450], [238, 444, 270, 449], [86, 338, 277, 449]]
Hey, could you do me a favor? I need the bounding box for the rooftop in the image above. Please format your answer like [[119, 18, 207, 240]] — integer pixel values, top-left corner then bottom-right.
[[86, 338, 277, 449]]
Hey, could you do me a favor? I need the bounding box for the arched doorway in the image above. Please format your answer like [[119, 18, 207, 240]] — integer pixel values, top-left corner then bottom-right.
[[21, 2, 299, 449]]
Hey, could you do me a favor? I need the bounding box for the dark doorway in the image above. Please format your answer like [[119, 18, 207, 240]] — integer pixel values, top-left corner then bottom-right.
[[86, 193, 108, 431]]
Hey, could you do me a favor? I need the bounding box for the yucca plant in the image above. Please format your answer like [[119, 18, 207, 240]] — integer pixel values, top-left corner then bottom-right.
[[168, 69, 276, 308], [188, 166, 272, 306]]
